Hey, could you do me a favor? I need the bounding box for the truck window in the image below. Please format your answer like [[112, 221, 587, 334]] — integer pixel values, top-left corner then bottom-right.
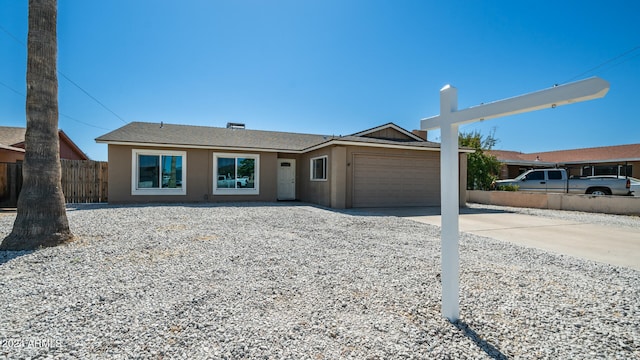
[[548, 171, 563, 180], [526, 171, 544, 181]]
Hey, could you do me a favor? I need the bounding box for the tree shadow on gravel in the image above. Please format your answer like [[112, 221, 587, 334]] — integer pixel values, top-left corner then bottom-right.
[[454, 320, 509, 359], [0, 250, 34, 266]]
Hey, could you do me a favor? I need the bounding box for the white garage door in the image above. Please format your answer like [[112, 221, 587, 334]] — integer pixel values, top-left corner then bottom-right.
[[352, 153, 440, 207]]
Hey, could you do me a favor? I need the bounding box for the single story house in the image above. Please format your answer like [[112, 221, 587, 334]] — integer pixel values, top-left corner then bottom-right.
[[489, 143, 640, 179], [0, 126, 89, 162], [96, 122, 471, 208]]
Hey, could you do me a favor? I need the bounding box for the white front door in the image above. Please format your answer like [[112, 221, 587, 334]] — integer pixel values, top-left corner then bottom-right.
[[277, 159, 296, 200]]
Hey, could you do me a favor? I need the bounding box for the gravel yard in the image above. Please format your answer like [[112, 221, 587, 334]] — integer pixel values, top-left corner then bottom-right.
[[0, 203, 638, 359]]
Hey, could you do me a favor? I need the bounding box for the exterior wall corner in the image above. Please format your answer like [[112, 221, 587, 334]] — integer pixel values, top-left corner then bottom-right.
[[330, 146, 347, 209]]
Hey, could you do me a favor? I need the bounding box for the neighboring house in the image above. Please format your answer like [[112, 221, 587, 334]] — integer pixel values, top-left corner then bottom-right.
[[490, 143, 640, 179], [0, 126, 89, 162], [96, 122, 471, 208]]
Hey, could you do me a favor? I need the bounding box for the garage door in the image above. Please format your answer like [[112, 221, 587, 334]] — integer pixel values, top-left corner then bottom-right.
[[352, 153, 440, 207]]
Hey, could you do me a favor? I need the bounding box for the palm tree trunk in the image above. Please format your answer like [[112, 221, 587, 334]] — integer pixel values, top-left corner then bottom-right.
[[0, 0, 73, 250]]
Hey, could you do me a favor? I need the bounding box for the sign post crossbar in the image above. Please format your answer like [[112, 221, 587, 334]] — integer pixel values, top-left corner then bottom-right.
[[421, 77, 610, 322]]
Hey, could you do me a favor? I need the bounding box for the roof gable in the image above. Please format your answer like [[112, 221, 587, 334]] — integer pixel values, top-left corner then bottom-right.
[[59, 130, 89, 160], [350, 123, 425, 142]]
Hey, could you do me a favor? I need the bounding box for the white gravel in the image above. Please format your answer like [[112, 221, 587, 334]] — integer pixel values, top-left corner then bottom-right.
[[0, 203, 638, 359]]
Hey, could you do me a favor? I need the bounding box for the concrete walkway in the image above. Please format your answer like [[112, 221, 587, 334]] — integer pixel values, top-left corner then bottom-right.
[[360, 207, 640, 270]]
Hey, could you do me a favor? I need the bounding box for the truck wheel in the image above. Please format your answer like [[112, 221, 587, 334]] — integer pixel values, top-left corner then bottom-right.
[[587, 188, 610, 196]]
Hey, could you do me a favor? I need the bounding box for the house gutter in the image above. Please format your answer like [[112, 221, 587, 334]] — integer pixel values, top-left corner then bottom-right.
[[0, 144, 26, 153], [95, 140, 287, 153], [95, 139, 475, 154], [561, 158, 640, 165]]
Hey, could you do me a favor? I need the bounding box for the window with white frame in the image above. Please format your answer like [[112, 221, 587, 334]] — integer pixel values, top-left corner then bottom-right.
[[132, 149, 186, 195], [310, 155, 328, 181], [213, 153, 259, 195]]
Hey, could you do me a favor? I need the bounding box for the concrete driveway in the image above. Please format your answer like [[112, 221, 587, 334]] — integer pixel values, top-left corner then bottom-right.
[[359, 206, 640, 270]]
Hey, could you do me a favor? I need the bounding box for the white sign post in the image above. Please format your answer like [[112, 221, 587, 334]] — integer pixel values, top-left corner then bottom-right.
[[421, 77, 610, 322]]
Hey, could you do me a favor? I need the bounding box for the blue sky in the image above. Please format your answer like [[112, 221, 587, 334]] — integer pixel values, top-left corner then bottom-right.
[[1, 1, 638, 161]]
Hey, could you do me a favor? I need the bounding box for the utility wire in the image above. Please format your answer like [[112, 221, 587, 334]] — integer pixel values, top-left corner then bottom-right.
[[0, 78, 112, 131], [0, 24, 25, 46], [562, 45, 640, 84], [594, 52, 640, 76], [0, 23, 128, 125], [0, 80, 24, 97], [60, 113, 112, 131], [57, 71, 128, 124]]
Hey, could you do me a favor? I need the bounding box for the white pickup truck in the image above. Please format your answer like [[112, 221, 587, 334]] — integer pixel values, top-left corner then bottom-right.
[[217, 175, 248, 188], [494, 168, 633, 196]]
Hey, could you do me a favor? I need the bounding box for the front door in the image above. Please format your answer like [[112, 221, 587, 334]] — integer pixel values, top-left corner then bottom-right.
[[277, 159, 296, 200]]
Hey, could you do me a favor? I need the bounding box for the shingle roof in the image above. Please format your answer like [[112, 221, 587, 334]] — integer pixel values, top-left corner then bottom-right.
[[96, 122, 443, 152], [0, 127, 27, 147], [489, 143, 640, 164], [96, 122, 334, 151]]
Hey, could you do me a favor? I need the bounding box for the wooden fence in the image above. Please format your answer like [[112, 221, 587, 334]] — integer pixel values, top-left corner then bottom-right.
[[60, 160, 108, 203], [0, 160, 108, 207], [0, 162, 22, 207]]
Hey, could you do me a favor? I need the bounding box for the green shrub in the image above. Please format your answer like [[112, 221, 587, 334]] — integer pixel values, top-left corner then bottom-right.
[[497, 184, 519, 192], [459, 129, 502, 191]]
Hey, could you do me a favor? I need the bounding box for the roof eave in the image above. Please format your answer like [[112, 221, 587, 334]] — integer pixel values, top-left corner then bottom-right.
[[561, 158, 640, 164], [304, 139, 474, 153], [500, 160, 557, 166], [96, 139, 473, 154], [0, 144, 26, 153], [95, 140, 300, 153]]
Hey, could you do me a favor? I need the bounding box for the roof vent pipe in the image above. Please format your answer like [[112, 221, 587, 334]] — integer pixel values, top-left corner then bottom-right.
[[226, 122, 245, 129]]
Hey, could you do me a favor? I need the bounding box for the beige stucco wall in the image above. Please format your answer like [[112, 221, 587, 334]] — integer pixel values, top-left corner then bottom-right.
[[467, 190, 640, 215], [330, 146, 347, 209], [298, 148, 332, 207], [107, 144, 469, 209], [298, 146, 468, 209], [107, 145, 278, 204]]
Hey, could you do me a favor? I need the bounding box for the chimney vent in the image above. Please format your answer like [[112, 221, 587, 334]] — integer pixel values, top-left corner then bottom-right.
[[412, 129, 428, 140], [226, 122, 245, 129]]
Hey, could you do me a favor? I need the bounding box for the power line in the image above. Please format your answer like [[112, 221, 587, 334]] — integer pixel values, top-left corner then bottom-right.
[[0, 24, 25, 47], [563, 45, 640, 84], [0, 23, 128, 125], [594, 52, 640, 76], [0, 78, 113, 131], [60, 113, 112, 131], [57, 71, 128, 124], [0, 80, 24, 97]]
